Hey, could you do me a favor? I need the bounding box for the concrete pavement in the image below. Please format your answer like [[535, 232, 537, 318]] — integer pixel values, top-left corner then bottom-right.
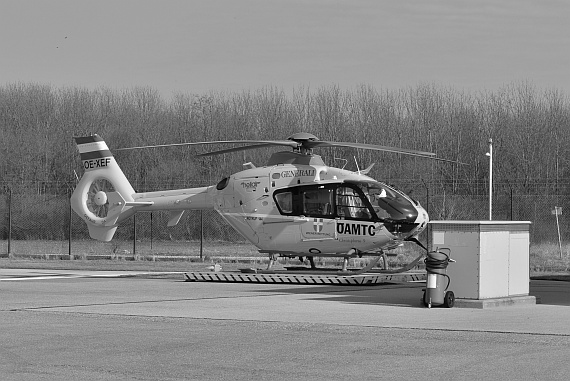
[[1, 269, 570, 380]]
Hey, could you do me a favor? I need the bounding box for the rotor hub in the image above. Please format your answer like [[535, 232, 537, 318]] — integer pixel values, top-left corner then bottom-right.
[[93, 191, 108, 206], [287, 133, 320, 154], [287, 132, 319, 142]]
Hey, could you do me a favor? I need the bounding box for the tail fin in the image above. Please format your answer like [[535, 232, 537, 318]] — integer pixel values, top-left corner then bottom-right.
[[71, 135, 136, 241]]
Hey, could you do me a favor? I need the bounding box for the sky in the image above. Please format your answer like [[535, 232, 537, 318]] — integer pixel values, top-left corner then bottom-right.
[[1, 0, 569, 99]]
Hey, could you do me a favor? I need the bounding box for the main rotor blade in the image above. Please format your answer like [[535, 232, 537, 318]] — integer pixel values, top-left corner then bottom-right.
[[115, 137, 467, 164], [195, 143, 278, 157], [311, 140, 436, 157], [314, 141, 468, 165], [417, 155, 469, 165], [115, 140, 298, 151]]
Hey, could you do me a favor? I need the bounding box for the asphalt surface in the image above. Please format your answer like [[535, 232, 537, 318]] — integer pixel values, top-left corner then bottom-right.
[[1, 269, 570, 380]]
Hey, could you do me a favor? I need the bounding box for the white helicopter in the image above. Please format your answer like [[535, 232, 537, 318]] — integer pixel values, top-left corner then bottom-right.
[[71, 133, 456, 272]]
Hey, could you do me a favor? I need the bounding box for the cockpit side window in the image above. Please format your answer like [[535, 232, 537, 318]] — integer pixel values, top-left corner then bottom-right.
[[335, 186, 372, 220]]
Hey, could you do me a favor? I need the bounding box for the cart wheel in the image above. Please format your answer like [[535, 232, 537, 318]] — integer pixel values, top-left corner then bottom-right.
[[443, 291, 455, 308]]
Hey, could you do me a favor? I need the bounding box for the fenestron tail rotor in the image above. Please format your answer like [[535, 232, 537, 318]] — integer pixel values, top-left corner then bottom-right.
[[86, 179, 115, 218]]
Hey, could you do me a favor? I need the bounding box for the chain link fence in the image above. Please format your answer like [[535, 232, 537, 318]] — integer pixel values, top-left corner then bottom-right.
[[0, 187, 258, 259], [1, 185, 569, 258], [423, 192, 570, 246]]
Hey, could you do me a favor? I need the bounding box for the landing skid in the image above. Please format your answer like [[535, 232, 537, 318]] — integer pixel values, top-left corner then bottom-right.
[[267, 254, 318, 271], [264, 249, 425, 276], [184, 270, 425, 285], [338, 254, 383, 275], [185, 248, 427, 284]]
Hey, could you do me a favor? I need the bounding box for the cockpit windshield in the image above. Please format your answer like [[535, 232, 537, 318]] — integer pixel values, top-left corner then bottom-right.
[[349, 181, 419, 224]]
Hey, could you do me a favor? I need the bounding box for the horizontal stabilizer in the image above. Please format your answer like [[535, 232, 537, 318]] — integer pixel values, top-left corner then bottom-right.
[[168, 211, 185, 227]]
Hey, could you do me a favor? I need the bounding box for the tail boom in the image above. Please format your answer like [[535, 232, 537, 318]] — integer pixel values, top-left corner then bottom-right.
[[133, 186, 214, 211]]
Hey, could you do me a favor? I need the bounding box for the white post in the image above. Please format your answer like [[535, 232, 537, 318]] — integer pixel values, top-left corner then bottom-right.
[[486, 138, 493, 220], [554, 206, 562, 259]]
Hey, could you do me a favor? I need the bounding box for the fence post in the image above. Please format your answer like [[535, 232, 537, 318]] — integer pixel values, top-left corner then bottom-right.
[[150, 212, 153, 251], [68, 197, 72, 259], [7, 187, 12, 256], [133, 214, 137, 257], [510, 188, 513, 220], [422, 179, 430, 251], [200, 210, 204, 260]]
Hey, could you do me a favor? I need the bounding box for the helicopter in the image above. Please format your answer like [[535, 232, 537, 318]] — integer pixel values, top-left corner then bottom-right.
[[71, 132, 456, 272]]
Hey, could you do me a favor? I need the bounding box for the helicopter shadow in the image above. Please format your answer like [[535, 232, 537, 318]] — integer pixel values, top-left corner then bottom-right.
[[253, 282, 426, 308]]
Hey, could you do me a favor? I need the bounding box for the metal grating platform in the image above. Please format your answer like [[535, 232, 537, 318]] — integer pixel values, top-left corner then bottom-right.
[[184, 271, 425, 285]]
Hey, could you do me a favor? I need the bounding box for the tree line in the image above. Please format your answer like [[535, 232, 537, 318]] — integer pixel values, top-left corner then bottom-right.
[[1, 81, 569, 196]]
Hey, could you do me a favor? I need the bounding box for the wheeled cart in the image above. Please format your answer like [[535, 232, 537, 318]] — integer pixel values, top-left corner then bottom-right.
[[422, 249, 455, 308]]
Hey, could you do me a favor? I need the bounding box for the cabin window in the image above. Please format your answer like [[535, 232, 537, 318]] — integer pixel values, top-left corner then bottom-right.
[[274, 184, 372, 220], [273, 181, 418, 223], [216, 177, 230, 190], [302, 187, 333, 217], [274, 191, 293, 213]]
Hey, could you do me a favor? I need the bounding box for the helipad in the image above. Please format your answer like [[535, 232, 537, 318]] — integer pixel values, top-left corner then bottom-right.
[[184, 270, 426, 285]]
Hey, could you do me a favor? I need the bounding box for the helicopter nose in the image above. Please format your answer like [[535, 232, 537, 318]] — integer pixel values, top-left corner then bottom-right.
[[411, 204, 429, 236]]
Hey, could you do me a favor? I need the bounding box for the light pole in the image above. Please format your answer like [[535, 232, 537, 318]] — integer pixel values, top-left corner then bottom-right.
[[486, 138, 493, 220]]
